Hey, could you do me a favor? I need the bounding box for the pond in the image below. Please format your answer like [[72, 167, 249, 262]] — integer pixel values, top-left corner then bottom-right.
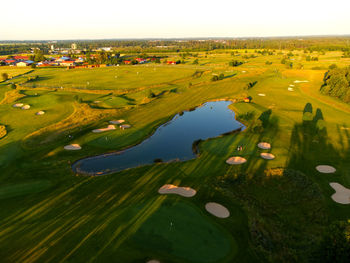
[[73, 100, 244, 175]]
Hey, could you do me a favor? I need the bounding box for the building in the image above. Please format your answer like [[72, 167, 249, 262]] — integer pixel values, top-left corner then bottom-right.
[[16, 60, 34, 67], [71, 43, 77, 50], [60, 61, 76, 67]]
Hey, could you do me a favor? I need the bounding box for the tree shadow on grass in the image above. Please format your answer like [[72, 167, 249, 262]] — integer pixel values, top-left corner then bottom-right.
[[285, 103, 350, 262]]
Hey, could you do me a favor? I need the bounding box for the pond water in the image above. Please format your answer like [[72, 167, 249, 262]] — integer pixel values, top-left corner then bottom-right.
[[73, 101, 244, 175]]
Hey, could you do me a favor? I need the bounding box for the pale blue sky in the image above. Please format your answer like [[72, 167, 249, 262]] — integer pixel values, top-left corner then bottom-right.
[[1, 0, 350, 40]]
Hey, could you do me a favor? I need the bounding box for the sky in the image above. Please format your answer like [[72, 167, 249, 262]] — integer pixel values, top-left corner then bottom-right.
[[1, 0, 350, 40]]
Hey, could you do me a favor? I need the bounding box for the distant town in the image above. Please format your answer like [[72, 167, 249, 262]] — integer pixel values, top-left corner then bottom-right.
[[0, 42, 181, 68]]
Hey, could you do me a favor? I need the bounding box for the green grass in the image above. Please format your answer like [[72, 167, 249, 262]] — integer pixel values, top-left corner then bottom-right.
[[0, 180, 53, 200], [22, 66, 197, 91], [130, 200, 236, 263], [0, 50, 349, 262]]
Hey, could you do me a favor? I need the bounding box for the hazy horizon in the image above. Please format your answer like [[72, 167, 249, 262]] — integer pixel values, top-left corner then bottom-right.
[[2, 0, 350, 40]]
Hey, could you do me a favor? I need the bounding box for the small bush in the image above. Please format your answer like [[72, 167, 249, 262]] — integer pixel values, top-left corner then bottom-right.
[[211, 75, 219, 81], [1, 73, 8, 81]]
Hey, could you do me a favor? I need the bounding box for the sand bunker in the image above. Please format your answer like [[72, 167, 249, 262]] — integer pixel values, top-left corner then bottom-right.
[[258, 142, 271, 150], [294, 80, 309, 83], [316, 165, 336, 173], [21, 105, 30, 110], [158, 184, 196, 197], [92, 125, 116, 133], [260, 153, 275, 160], [36, 111, 45, 115], [288, 87, 294, 91], [120, 124, 131, 129], [13, 103, 23, 108], [258, 93, 266, 96], [329, 183, 350, 204], [205, 202, 230, 218], [109, 120, 125, 124], [226, 156, 247, 165], [289, 84, 295, 87], [64, 144, 82, 150]]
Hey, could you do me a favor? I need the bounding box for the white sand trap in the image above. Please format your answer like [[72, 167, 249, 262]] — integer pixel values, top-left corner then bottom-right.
[[316, 165, 336, 173], [294, 80, 309, 83], [226, 156, 247, 165], [36, 111, 45, 115], [13, 103, 23, 108], [92, 125, 116, 133], [329, 183, 350, 204], [205, 202, 230, 218], [109, 119, 125, 124], [258, 93, 266, 97], [93, 101, 101, 103], [158, 184, 196, 197], [288, 87, 294, 91], [260, 153, 275, 160], [120, 124, 131, 129], [242, 71, 246, 73], [289, 84, 295, 87], [21, 105, 30, 110], [64, 144, 82, 150], [258, 142, 271, 150]]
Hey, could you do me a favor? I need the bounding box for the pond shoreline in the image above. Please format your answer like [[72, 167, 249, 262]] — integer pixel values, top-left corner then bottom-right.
[[72, 99, 244, 176]]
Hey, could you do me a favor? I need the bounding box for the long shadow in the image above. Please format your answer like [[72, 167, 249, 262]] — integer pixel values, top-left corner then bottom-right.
[[284, 103, 350, 261]]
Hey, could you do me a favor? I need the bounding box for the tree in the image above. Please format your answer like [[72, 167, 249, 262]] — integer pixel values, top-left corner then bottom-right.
[[1, 73, 8, 81], [193, 59, 198, 65], [229, 60, 243, 67], [211, 75, 219, 81]]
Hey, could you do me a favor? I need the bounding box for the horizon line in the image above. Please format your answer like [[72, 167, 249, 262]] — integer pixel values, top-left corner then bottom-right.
[[1, 33, 350, 42]]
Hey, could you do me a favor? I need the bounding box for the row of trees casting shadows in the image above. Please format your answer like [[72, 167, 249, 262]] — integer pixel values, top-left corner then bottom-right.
[[1, 102, 349, 262], [215, 103, 350, 262]]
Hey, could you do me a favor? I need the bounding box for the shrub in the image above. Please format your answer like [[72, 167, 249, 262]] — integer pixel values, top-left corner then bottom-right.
[[1, 73, 8, 81], [211, 75, 219, 81], [229, 60, 244, 67]]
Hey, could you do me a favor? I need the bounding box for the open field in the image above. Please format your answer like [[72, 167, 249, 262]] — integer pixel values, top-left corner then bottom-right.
[[0, 50, 349, 262]]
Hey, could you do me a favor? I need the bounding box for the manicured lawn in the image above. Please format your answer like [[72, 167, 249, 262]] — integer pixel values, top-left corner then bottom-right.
[[0, 50, 349, 262]]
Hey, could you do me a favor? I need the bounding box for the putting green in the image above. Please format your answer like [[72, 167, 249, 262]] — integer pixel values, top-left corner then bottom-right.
[[130, 200, 236, 262]]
